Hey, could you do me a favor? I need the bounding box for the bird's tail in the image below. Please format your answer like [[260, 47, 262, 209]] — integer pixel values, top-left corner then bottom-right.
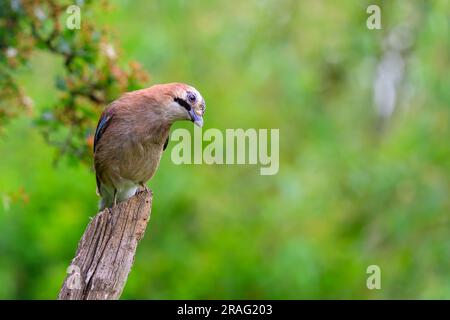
[[96, 175, 141, 210], [99, 197, 112, 211], [98, 188, 114, 211], [96, 174, 114, 211]]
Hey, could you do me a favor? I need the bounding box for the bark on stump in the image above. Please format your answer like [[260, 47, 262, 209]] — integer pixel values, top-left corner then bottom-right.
[[58, 189, 152, 300]]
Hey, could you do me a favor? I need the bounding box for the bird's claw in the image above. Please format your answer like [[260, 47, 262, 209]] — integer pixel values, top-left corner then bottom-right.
[[137, 183, 149, 193]]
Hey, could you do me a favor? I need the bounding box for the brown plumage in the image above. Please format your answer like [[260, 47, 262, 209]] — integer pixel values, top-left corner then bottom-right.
[[94, 83, 205, 209]]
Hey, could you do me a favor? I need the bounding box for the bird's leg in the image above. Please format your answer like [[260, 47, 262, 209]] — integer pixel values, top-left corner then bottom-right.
[[138, 182, 148, 193]]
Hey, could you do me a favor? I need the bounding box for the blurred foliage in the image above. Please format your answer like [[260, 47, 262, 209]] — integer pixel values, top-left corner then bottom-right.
[[0, 0, 149, 162], [0, 0, 449, 299]]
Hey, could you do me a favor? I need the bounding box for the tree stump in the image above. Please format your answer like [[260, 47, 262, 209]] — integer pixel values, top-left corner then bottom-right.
[[58, 189, 152, 300]]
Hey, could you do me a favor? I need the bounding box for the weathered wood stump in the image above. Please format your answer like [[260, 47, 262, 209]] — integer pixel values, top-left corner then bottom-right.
[[58, 189, 152, 300]]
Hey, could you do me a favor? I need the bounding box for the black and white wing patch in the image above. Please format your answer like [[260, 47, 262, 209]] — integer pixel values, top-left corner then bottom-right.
[[93, 110, 113, 152]]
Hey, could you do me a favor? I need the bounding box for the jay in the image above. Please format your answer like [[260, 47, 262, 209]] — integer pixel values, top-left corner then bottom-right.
[[93, 83, 206, 210]]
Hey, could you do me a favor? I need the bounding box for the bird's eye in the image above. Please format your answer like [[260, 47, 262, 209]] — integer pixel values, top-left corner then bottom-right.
[[187, 92, 196, 103]]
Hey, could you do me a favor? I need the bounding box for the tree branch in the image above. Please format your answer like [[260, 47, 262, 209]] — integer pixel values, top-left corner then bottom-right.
[[58, 189, 152, 300]]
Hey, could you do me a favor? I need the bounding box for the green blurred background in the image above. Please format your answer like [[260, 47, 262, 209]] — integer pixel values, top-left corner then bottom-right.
[[0, 0, 449, 299]]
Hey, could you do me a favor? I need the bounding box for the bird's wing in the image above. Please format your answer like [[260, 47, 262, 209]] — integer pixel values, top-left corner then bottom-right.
[[93, 109, 114, 197], [93, 109, 113, 153], [163, 136, 169, 151]]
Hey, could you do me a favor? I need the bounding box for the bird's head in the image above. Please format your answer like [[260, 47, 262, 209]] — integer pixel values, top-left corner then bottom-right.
[[147, 83, 206, 127]]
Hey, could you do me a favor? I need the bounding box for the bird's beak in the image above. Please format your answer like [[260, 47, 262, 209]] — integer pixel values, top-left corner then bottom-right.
[[189, 108, 204, 127]]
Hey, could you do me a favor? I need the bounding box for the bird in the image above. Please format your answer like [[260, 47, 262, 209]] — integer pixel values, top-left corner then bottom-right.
[[93, 83, 206, 210]]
